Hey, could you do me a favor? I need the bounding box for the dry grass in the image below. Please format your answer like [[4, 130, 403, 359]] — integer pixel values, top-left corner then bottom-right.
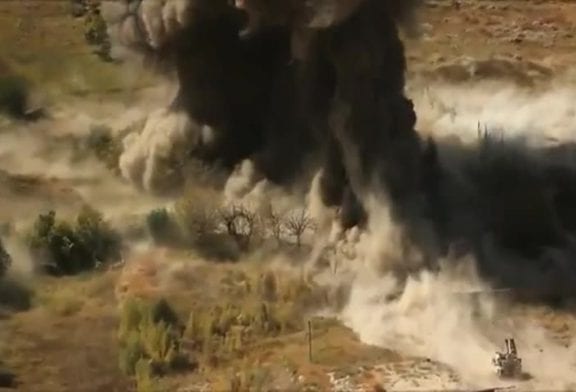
[[0, 0, 155, 102], [197, 316, 400, 391], [406, 0, 576, 78], [0, 271, 131, 392], [113, 252, 400, 391], [34, 271, 117, 315]]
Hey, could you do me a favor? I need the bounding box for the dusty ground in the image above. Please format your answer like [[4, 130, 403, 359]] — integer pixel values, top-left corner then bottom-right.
[[1, 1, 576, 391], [0, 273, 130, 392], [408, 0, 576, 75]]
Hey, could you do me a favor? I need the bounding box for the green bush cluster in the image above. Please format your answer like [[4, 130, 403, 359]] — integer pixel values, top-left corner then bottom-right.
[[26, 206, 121, 275], [118, 298, 188, 391]]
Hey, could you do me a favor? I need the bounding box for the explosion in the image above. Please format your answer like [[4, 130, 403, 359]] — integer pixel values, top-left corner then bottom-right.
[[100, 0, 576, 293], [4, 1, 576, 390], [102, 0, 427, 232]]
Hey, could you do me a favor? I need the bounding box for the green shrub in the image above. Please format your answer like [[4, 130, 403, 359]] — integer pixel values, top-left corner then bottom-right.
[[146, 209, 181, 246], [75, 205, 121, 264], [119, 331, 145, 376], [118, 298, 186, 377], [150, 298, 180, 328], [26, 207, 121, 275], [135, 359, 161, 392], [139, 317, 178, 374], [119, 299, 146, 342]]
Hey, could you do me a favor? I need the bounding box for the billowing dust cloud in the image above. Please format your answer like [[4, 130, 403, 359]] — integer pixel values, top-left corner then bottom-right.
[[119, 108, 201, 192], [414, 81, 576, 146], [341, 261, 576, 390]]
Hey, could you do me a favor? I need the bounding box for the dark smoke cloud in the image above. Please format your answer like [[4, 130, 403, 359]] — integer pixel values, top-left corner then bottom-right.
[[100, 0, 576, 301], [102, 0, 428, 232], [102, 0, 310, 189]]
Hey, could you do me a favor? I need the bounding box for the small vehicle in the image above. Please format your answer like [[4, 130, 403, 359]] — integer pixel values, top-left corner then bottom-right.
[[492, 338, 522, 379]]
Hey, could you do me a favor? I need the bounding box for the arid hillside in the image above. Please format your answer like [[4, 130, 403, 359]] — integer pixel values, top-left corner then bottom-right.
[[1, 1, 576, 392]]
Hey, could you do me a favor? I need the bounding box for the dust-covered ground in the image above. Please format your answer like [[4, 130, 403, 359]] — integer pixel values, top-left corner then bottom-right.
[[2, 1, 576, 391]]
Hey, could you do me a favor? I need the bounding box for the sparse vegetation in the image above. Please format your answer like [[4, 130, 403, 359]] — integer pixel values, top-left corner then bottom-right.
[[118, 297, 188, 391], [179, 269, 328, 369], [26, 206, 121, 275], [5, 1, 576, 391], [169, 191, 317, 257]]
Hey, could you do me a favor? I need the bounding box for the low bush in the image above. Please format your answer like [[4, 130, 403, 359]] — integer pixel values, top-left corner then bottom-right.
[[146, 209, 182, 247], [26, 206, 121, 275], [0, 276, 33, 313], [118, 298, 188, 380]]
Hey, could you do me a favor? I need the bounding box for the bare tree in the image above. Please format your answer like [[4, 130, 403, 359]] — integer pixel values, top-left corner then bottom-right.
[[284, 209, 315, 248], [191, 207, 219, 238], [219, 204, 259, 251], [263, 206, 284, 246]]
